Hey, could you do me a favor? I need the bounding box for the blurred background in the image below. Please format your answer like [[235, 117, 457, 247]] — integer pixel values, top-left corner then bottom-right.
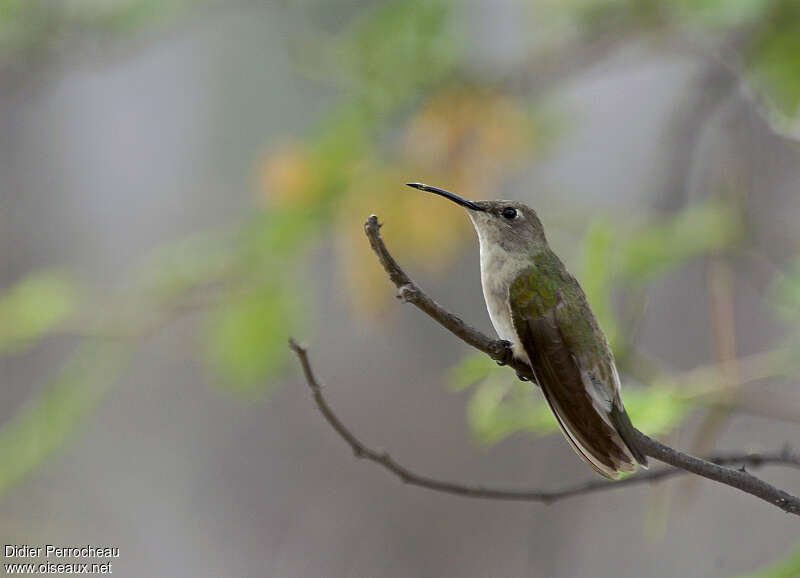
[[1, 1, 800, 576]]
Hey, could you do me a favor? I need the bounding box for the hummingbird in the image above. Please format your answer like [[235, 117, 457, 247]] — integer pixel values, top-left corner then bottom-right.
[[407, 182, 647, 479]]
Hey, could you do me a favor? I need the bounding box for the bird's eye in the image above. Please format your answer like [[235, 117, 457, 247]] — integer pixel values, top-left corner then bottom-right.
[[502, 207, 517, 220]]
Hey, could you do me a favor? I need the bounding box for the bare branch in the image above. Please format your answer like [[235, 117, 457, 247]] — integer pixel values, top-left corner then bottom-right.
[[360, 214, 800, 516], [364, 216, 535, 381], [289, 339, 800, 505]]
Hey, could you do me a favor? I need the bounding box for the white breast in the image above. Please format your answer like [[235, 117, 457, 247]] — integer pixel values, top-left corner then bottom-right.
[[476, 231, 532, 365]]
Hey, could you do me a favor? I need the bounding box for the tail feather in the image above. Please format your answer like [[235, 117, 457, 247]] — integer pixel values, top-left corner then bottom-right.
[[512, 308, 647, 478], [540, 386, 637, 480], [609, 404, 649, 469]]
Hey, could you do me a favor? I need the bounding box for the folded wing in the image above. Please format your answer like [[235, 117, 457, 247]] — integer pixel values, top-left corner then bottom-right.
[[509, 264, 644, 479]]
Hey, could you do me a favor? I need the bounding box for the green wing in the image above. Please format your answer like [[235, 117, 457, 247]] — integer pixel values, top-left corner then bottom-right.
[[509, 258, 644, 479]]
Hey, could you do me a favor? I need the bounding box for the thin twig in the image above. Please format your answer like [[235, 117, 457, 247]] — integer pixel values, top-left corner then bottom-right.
[[357, 214, 800, 516], [289, 339, 800, 505]]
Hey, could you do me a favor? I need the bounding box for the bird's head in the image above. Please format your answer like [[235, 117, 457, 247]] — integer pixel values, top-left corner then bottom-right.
[[407, 182, 548, 254]]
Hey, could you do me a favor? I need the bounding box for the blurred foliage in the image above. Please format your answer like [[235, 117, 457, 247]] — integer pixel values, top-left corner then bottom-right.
[[204, 288, 302, 397], [747, 1, 800, 120], [138, 231, 240, 302], [771, 258, 800, 321], [0, 341, 129, 496], [2, 0, 797, 394], [617, 203, 742, 284], [753, 28, 800, 119], [467, 375, 559, 445], [253, 0, 549, 317], [581, 219, 619, 347], [670, 0, 774, 30], [72, 0, 195, 36], [450, 351, 699, 446], [0, 271, 77, 354], [0, 0, 198, 61], [135, 213, 314, 393], [334, 0, 457, 115], [529, 0, 800, 122]]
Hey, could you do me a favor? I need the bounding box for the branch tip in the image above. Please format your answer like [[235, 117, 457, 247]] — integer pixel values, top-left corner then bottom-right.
[[365, 215, 381, 232]]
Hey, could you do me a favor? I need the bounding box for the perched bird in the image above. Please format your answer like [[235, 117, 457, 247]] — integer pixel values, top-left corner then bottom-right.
[[407, 182, 647, 479]]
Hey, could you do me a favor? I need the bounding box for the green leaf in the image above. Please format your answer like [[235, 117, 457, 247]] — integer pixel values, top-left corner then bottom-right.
[[619, 203, 741, 284], [0, 341, 129, 497], [621, 387, 695, 437], [740, 543, 800, 578], [465, 378, 694, 447], [467, 378, 558, 446], [204, 288, 299, 397], [750, 10, 800, 119], [446, 352, 496, 391], [0, 271, 78, 354]]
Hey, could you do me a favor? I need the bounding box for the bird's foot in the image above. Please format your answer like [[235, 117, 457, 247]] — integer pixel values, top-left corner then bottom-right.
[[490, 339, 514, 366], [515, 371, 529, 382]]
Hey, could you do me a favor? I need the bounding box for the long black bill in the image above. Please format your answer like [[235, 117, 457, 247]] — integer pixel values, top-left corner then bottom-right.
[[406, 182, 484, 211]]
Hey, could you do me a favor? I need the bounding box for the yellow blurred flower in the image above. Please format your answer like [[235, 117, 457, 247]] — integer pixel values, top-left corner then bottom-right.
[[334, 88, 537, 315], [255, 88, 538, 316], [403, 87, 533, 187], [255, 144, 318, 208], [336, 167, 474, 315]]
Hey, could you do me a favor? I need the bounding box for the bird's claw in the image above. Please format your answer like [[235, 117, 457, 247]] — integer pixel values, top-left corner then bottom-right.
[[515, 371, 529, 382], [491, 339, 514, 366]]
